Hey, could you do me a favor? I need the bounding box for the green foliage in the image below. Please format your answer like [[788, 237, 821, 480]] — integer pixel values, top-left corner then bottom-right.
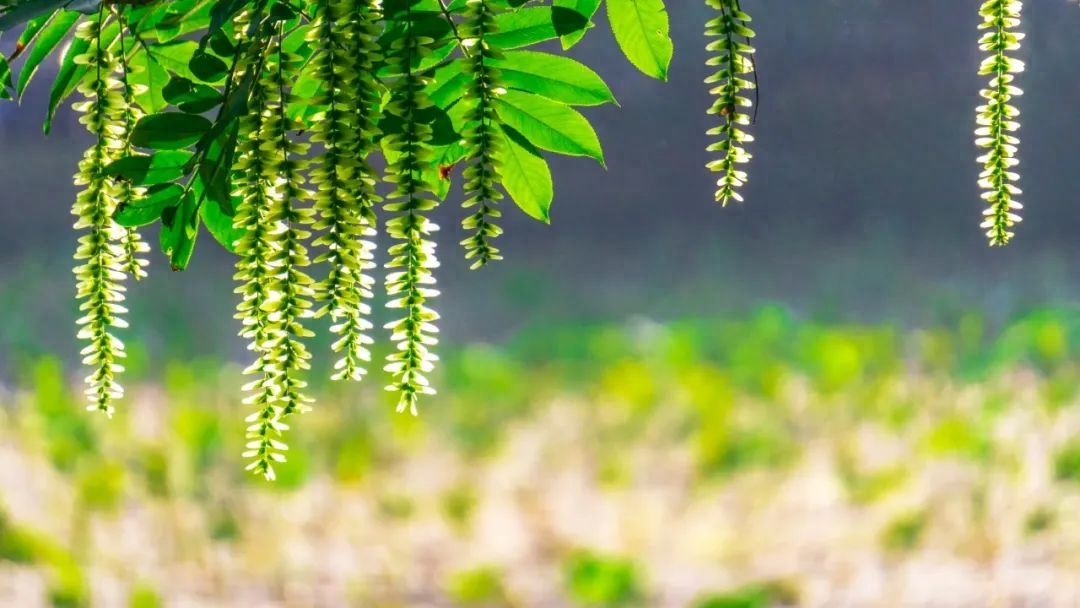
[[446, 566, 513, 605], [836, 450, 910, 506], [28, 356, 97, 472], [921, 416, 992, 463], [0, 512, 89, 607], [1053, 440, 1080, 484], [692, 580, 800, 608], [75, 458, 126, 512], [606, 0, 671, 80], [0, 0, 1035, 477], [1023, 506, 1056, 536], [563, 550, 644, 607], [440, 482, 478, 531], [0, 310, 1076, 602], [376, 492, 417, 520], [127, 583, 163, 608], [880, 509, 928, 554]]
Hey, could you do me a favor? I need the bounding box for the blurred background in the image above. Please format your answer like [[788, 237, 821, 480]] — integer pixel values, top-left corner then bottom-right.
[[4, 1, 1080, 606]]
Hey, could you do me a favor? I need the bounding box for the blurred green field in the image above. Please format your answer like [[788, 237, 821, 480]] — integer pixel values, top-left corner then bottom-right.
[[5, 306, 1080, 606]]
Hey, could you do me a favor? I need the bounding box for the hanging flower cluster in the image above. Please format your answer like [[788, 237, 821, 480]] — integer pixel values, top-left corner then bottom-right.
[[309, 0, 382, 384], [704, 0, 756, 206], [71, 14, 132, 417], [459, 0, 506, 268], [975, 0, 1025, 246], [381, 1, 441, 417], [232, 22, 292, 479]]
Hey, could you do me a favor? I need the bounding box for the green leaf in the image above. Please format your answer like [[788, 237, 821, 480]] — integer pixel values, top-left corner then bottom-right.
[[431, 139, 468, 199], [153, 1, 214, 43], [490, 6, 589, 50], [554, 0, 601, 49], [203, 0, 248, 49], [130, 113, 211, 150], [188, 50, 228, 83], [103, 151, 194, 185], [266, 0, 298, 23], [426, 60, 471, 109], [384, 0, 448, 20], [198, 181, 242, 253], [195, 121, 238, 215], [191, 65, 254, 160], [0, 53, 11, 100], [606, 0, 672, 80], [497, 125, 553, 223], [15, 9, 80, 100], [492, 50, 616, 107], [376, 10, 454, 75], [13, 12, 51, 52], [159, 189, 200, 271], [494, 90, 604, 164], [45, 37, 88, 133], [162, 76, 222, 114], [114, 184, 183, 228], [127, 48, 171, 113], [145, 40, 200, 80], [377, 42, 455, 78], [286, 65, 322, 123], [128, 1, 173, 36], [206, 28, 235, 57], [379, 104, 460, 147], [436, 138, 469, 170]]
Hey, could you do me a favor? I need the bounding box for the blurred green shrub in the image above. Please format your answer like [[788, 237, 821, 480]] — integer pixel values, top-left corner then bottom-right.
[[377, 493, 417, 521], [0, 511, 88, 607], [685, 364, 797, 478], [598, 359, 658, 416], [799, 330, 865, 394], [696, 422, 797, 480], [136, 445, 171, 498], [836, 447, 910, 505], [76, 459, 126, 513], [4, 308, 1080, 605], [331, 422, 376, 484], [209, 505, 242, 542], [991, 308, 1080, 372], [258, 440, 312, 491], [921, 416, 991, 463], [880, 510, 928, 553], [27, 357, 96, 473], [440, 483, 478, 532], [563, 550, 644, 607], [1053, 440, 1080, 484], [1024, 506, 1056, 536], [692, 579, 800, 608], [127, 582, 163, 608], [1042, 368, 1080, 412], [446, 566, 514, 606], [170, 401, 224, 492], [0, 522, 48, 565], [47, 563, 90, 608]]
